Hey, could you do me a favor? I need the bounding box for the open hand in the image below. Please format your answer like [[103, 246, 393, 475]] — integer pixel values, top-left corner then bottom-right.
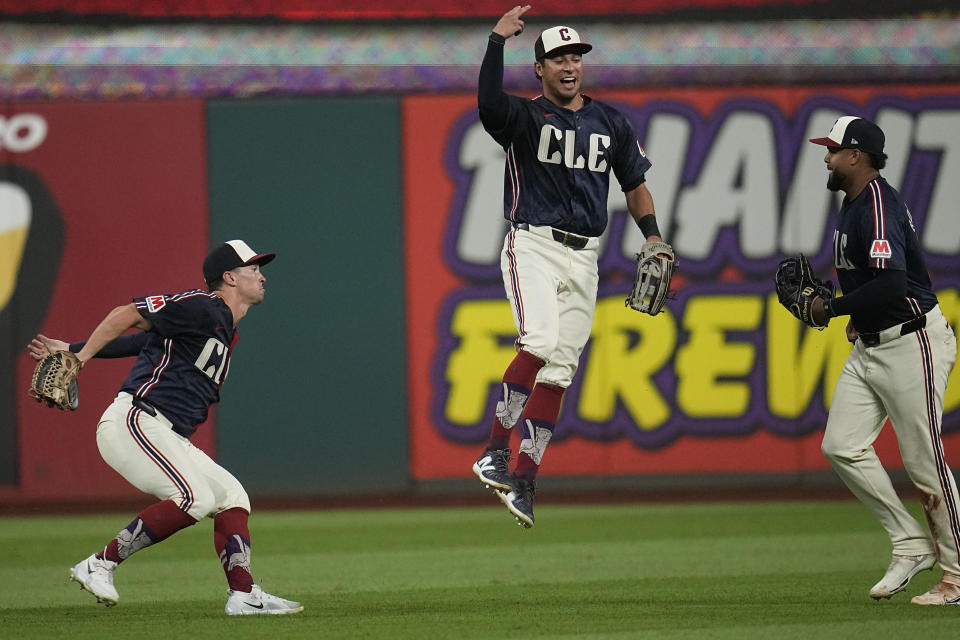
[[27, 334, 69, 361]]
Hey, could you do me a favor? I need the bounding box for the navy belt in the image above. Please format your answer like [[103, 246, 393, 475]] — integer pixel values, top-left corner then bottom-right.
[[132, 396, 157, 416], [860, 315, 926, 347], [513, 222, 589, 250]]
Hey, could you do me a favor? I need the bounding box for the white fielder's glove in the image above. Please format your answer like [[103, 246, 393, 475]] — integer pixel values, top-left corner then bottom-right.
[[625, 241, 676, 315]]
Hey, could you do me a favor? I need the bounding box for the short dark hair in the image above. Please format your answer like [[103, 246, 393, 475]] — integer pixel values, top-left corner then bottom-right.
[[865, 151, 888, 170]]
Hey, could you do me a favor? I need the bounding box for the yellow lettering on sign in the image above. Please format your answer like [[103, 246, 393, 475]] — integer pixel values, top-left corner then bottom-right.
[[445, 298, 516, 425], [766, 294, 850, 415], [675, 295, 763, 417], [939, 289, 960, 414], [578, 296, 676, 429], [439, 287, 960, 436]]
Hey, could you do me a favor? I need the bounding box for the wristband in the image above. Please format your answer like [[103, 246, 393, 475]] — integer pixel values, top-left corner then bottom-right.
[[637, 214, 661, 239], [822, 299, 834, 319]]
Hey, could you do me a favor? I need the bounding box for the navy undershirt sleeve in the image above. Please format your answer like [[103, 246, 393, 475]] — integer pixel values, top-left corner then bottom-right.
[[69, 332, 149, 358], [830, 268, 906, 318], [478, 33, 509, 130]]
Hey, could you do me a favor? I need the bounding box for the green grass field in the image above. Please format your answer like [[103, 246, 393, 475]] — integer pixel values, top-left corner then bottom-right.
[[1, 499, 957, 638]]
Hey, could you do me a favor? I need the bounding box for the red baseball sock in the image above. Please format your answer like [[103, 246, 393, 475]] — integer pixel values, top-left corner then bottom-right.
[[98, 500, 197, 564], [514, 382, 565, 481], [214, 507, 255, 593], [487, 350, 544, 450]]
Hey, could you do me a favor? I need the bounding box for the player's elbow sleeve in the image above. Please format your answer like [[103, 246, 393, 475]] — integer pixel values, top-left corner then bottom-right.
[[619, 176, 646, 193], [874, 268, 907, 300], [832, 269, 905, 316]]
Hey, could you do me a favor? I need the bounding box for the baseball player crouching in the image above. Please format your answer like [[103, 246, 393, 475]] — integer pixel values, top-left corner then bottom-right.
[[799, 117, 960, 604], [471, 6, 672, 528], [27, 240, 302, 615]]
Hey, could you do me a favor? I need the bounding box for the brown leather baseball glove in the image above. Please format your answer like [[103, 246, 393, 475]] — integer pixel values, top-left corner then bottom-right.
[[28, 350, 81, 410]]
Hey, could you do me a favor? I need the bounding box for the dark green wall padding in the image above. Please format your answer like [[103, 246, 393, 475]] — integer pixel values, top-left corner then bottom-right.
[[206, 98, 408, 495]]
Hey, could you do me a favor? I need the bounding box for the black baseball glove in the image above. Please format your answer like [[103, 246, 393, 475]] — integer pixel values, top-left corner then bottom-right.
[[775, 254, 835, 329]]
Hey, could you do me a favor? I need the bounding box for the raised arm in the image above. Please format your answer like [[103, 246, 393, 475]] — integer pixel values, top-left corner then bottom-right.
[[478, 5, 531, 128]]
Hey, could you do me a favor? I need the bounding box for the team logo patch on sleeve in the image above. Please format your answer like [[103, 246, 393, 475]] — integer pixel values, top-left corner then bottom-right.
[[869, 239, 892, 259], [145, 295, 167, 312]]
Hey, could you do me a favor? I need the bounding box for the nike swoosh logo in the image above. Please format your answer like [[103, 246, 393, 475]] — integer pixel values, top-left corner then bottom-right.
[[243, 601, 264, 609]]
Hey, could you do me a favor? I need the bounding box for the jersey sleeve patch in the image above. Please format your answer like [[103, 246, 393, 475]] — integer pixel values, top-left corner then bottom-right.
[[869, 239, 892, 260], [145, 295, 167, 313]]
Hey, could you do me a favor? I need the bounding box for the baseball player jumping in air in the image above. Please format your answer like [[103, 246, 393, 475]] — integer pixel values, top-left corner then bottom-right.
[[472, 5, 672, 528], [797, 117, 959, 604], [27, 240, 303, 615]]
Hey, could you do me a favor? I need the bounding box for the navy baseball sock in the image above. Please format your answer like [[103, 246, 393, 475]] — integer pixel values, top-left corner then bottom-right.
[[97, 500, 197, 564], [487, 350, 544, 450], [514, 382, 564, 480], [214, 507, 255, 593]]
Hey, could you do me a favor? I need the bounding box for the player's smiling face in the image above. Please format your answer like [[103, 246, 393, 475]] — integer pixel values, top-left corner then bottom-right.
[[536, 53, 583, 107]]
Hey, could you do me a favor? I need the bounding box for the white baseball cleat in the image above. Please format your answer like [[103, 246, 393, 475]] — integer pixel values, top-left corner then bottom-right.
[[225, 584, 304, 615], [69, 554, 119, 607], [911, 573, 960, 605], [869, 553, 936, 599]]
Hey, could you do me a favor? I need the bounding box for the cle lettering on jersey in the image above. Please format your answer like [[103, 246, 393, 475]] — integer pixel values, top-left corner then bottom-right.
[[145, 295, 166, 313], [536, 125, 610, 172], [869, 239, 892, 259]]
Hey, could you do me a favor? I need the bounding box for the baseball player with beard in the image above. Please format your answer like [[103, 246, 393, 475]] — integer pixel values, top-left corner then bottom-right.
[[803, 117, 960, 604], [472, 6, 668, 528], [27, 240, 302, 615]]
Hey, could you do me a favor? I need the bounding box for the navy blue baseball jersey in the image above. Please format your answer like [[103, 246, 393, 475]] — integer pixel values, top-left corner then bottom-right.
[[119, 290, 237, 437], [833, 177, 938, 333], [478, 36, 651, 237]]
